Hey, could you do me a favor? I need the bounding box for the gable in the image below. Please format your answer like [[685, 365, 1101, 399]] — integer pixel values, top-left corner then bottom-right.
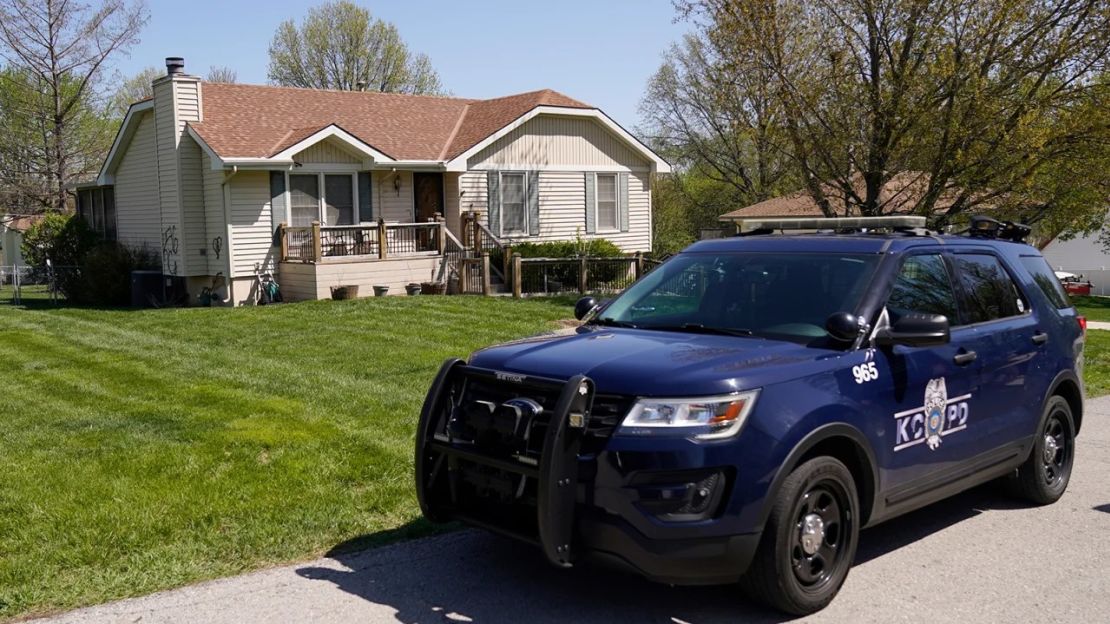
[[467, 115, 651, 170], [292, 137, 365, 165]]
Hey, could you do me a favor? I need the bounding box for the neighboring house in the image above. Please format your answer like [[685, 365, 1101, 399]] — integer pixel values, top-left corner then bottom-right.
[[78, 57, 669, 305], [1042, 230, 1110, 296], [0, 215, 42, 268]]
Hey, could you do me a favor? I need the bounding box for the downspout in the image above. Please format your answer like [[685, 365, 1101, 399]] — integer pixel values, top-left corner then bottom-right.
[[220, 166, 238, 303]]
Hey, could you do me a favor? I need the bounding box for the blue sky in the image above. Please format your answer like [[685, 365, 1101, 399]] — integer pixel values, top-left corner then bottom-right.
[[113, 0, 689, 129]]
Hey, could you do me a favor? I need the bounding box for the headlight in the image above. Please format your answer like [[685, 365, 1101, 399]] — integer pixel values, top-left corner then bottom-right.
[[616, 390, 760, 440]]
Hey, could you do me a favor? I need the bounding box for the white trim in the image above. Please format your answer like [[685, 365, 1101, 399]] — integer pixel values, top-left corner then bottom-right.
[[467, 163, 650, 173], [287, 171, 358, 226], [270, 124, 395, 163], [445, 106, 671, 174], [593, 172, 621, 234], [96, 100, 155, 185]]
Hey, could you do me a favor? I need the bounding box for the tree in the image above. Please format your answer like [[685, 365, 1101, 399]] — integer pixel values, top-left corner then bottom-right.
[[109, 65, 160, 117], [0, 0, 148, 212], [206, 65, 237, 84], [267, 1, 442, 94], [673, 0, 1110, 230]]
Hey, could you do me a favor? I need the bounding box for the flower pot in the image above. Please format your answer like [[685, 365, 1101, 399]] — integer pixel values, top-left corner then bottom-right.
[[373, 285, 390, 297], [405, 283, 422, 296], [421, 281, 446, 295], [330, 285, 359, 300]]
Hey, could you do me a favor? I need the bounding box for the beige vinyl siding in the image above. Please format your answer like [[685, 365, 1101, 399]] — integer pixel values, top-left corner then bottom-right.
[[373, 170, 414, 222], [458, 171, 488, 221], [152, 77, 201, 276], [227, 171, 279, 277], [201, 152, 229, 276], [469, 171, 651, 253], [279, 257, 440, 301], [468, 116, 651, 170], [112, 111, 161, 250], [293, 139, 363, 164], [443, 172, 461, 237], [179, 134, 207, 276]]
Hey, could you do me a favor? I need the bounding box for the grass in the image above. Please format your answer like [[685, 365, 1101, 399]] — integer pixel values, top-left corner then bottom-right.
[[1, 288, 1108, 620], [1072, 295, 1110, 322], [0, 294, 573, 619]]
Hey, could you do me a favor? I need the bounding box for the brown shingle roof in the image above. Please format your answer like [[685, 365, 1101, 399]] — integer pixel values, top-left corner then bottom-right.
[[1, 214, 44, 232], [187, 83, 593, 161]]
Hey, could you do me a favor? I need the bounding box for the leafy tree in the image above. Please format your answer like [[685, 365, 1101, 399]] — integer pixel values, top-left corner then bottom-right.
[[667, 0, 1110, 232], [0, 0, 148, 212], [109, 65, 161, 117], [267, 1, 442, 94]]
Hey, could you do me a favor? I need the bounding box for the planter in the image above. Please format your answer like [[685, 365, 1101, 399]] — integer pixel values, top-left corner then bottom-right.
[[373, 285, 390, 297], [421, 281, 446, 295], [405, 283, 423, 296], [330, 285, 359, 300]]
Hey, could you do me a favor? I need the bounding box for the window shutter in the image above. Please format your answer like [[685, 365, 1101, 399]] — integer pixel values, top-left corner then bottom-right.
[[527, 170, 540, 236], [487, 171, 501, 234], [584, 173, 596, 234], [618, 172, 630, 232], [358, 172, 373, 222], [269, 171, 287, 243]]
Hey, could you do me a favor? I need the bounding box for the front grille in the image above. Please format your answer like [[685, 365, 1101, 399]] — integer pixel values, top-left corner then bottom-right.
[[459, 378, 630, 456]]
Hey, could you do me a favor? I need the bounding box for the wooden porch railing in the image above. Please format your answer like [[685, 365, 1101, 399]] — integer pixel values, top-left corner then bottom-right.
[[280, 218, 445, 263]]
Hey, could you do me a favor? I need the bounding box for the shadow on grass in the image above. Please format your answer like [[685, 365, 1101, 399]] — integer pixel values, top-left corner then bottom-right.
[[297, 483, 1029, 624]]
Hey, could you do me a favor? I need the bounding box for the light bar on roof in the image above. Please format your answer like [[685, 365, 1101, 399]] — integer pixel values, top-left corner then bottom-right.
[[737, 216, 927, 233]]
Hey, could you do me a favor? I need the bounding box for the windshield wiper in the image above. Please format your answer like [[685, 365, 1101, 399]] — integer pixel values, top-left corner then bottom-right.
[[587, 317, 639, 329], [643, 323, 755, 337]]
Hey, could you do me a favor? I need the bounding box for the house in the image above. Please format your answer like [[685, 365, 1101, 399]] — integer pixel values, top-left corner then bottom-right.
[[0, 214, 42, 269], [77, 57, 669, 305], [1041, 229, 1110, 296]]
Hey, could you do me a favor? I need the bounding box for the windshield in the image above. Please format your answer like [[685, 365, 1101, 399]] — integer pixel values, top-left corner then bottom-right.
[[596, 252, 882, 345]]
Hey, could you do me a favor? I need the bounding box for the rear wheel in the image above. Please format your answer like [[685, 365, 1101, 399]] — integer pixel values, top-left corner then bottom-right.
[[740, 456, 859, 615], [1011, 396, 1075, 505]]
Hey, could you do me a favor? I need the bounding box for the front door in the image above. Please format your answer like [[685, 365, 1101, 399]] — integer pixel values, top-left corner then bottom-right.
[[413, 173, 444, 222]]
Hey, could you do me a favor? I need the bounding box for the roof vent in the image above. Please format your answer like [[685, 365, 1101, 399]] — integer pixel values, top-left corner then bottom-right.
[[165, 57, 185, 76]]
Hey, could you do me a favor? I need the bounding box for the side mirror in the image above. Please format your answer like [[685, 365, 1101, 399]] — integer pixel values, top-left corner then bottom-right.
[[574, 296, 599, 321], [825, 311, 862, 343], [875, 313, 950, 348]]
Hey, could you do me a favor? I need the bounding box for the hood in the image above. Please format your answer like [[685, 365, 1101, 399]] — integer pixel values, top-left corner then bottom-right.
[[468, 327, 845, 397]]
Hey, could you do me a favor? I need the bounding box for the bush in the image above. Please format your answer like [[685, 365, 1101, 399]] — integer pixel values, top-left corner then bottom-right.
[[20, 214, 100, 299], [78, 242, 160, 306], [498, 238, 630, 285]]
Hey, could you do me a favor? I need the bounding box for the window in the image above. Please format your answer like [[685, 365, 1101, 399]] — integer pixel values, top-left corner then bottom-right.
[[501, 172, 526, 235], [324, 175, 354, 225], [1020, 255, 1071, 309], [887, 254, 959, 323], [76, 187, 116, 241], [289, 174, 319, 227], [954, 254, 1027, 323], [596, 173, 618, 231]]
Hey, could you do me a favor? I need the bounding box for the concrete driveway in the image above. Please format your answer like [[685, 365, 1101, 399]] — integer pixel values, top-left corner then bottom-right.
[[36, 397, 1110, 624]]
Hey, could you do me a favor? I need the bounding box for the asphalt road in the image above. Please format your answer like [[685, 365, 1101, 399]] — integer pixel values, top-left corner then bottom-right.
[[34, 397, 1110, 624]]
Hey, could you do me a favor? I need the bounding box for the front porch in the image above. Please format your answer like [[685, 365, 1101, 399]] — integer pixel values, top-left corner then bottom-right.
[[278, 219, 453, 300]]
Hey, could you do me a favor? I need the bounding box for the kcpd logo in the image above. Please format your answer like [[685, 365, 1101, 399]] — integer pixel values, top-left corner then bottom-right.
[[893, 378, 970, 452]]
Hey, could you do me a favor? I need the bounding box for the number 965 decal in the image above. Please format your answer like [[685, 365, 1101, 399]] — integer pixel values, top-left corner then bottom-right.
[[851, 362, 879, 384]]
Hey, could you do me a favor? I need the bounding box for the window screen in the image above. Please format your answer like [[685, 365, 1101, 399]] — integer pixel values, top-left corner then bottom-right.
[[887, 254, 959, 323], [501, 173, 526, 234], [597, 173, 618, 231], [954, 254, 1026, 323], [289, 174, 319, 227], [1020, 255, 1071, 309], [324, 175, 354, 225]]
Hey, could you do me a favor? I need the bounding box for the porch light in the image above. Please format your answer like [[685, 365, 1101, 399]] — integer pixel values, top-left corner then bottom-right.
[[393, 173, 402, 196]]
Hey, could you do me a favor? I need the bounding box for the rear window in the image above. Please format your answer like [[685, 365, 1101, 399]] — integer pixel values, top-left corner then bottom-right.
[[953, 254, 1028, 323], [1019, 255, 1072, 309]]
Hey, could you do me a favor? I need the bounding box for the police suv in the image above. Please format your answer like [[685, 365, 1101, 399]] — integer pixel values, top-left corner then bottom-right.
[[414, 216, 1084, 615]]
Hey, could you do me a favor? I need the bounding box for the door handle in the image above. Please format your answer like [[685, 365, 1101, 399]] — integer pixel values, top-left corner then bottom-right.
[[953, 350, 977, 365], [1032, 331, 1049, 345]]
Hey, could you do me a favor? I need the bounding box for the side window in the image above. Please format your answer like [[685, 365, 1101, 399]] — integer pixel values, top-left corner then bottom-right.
[[1019, 255, 1071, 309], [954, 254, 1027, 323], [887, 253, 960, 323]]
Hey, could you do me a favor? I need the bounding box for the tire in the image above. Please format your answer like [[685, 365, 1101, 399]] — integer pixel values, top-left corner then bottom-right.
[[740, 456, 860, 615], [1011, 396, 1075, 505]]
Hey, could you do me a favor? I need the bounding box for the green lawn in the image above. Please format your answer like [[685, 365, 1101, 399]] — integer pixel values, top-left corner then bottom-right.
[[2, 292, 1108, 620], [1072, 295, 1110, 322], [0, 295, 573, 619]]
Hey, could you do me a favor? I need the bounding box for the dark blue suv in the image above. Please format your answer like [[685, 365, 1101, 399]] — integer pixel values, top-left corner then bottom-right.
[[414, 216, 1084, 615]]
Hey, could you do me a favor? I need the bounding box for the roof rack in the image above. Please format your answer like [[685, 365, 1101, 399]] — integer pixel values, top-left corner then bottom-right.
[[736, 216, 927, 233]]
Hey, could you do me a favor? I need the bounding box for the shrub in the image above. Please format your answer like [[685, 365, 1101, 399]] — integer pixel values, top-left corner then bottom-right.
[[78, 242, 160, 306], [20, 214, 100, 299], [498, 238, 630, 285]]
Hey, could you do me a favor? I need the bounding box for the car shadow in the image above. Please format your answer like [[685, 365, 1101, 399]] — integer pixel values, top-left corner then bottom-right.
[[296, 483, 1029, 624]]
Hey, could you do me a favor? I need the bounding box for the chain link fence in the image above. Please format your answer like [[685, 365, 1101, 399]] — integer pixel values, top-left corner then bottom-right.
[[0, 265, 78, 305]]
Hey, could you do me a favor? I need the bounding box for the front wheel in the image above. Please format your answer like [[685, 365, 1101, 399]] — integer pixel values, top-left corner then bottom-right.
[[1010, 396, 1075, 505], [740, 456, 859, 615]]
